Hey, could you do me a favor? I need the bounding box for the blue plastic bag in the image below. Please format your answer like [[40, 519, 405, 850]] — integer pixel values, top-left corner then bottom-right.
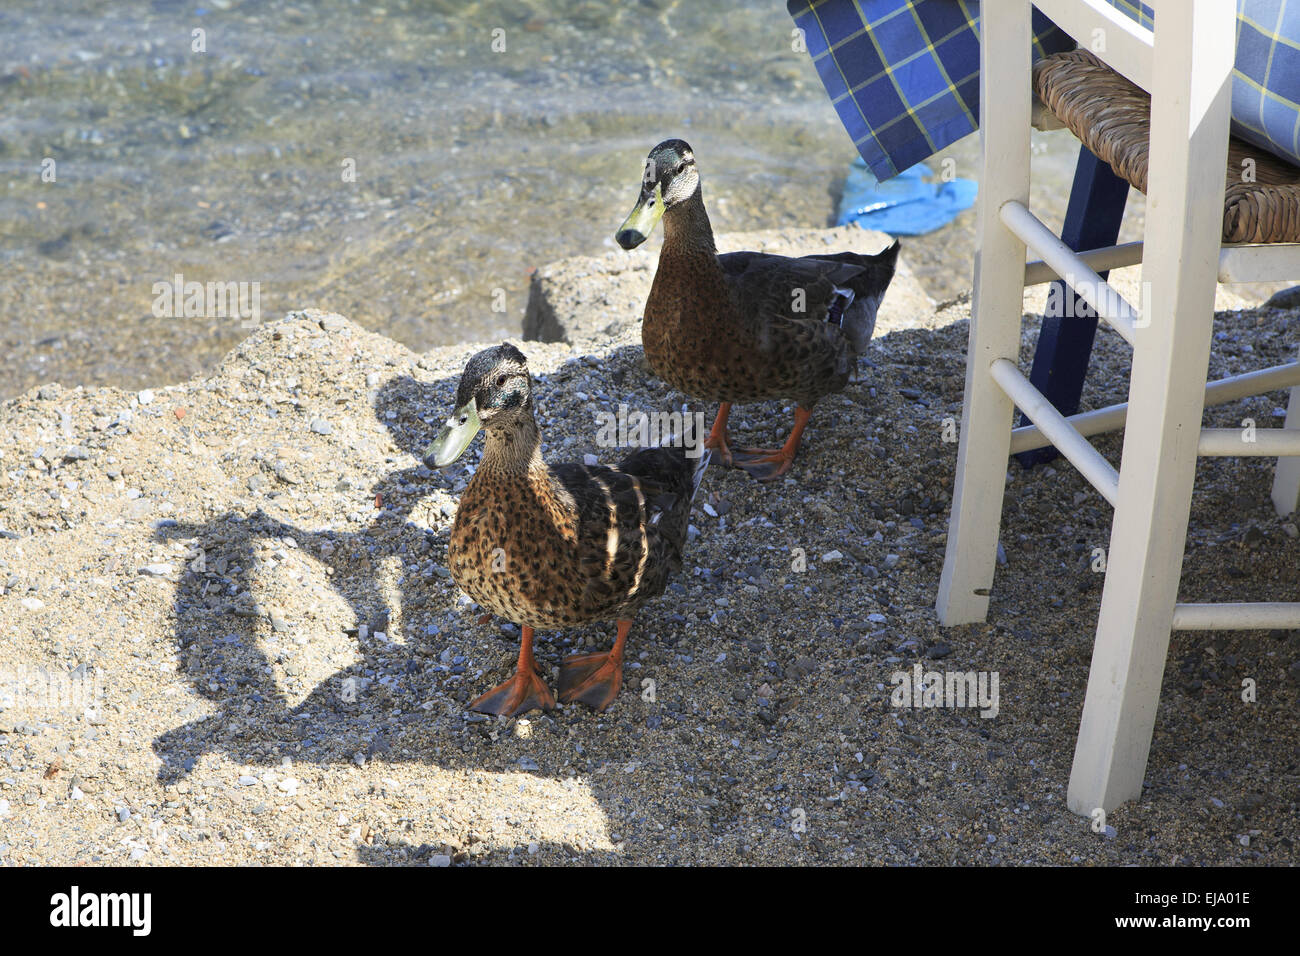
[[835, 158, 978, 236]]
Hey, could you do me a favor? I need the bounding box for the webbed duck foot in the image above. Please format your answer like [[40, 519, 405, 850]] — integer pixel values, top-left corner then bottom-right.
[[558, 620, 630, 712], [729, 406, 812, 482], [468, 668, 556, 717], [730, 447, 796, 481], [469, 625, 556, 717]]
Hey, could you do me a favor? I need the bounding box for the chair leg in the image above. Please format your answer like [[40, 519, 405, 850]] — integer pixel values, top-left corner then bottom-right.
[[1016, 146, 1129, 469], [1270, 354, 1300, 517], [936, 0, 1033, 625], [1067, 3, 1234, 816]]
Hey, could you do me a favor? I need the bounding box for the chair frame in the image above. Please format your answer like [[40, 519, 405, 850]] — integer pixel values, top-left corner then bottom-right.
[[937, 0, 1300, 816]]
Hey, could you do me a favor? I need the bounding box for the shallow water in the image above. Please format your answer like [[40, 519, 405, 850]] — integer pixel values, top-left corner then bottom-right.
[[3, 0, 1139, 398]]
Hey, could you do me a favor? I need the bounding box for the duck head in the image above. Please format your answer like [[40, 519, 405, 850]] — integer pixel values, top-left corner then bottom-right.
[[423, 343, 533, 469], [615, 138, 700, 250]]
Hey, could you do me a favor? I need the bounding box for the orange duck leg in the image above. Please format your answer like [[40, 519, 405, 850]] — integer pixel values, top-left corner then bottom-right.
[[558, 619, 631, 712], [731, 405, 813, 481]]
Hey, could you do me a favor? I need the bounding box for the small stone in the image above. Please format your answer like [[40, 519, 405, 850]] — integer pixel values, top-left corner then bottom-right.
[[139, 563, 174, 577], [365, 372, 380, 387], [138, 389, 155, 405], [278, 778, 299, 795], [20, 597, 44, 611], [514, 719, 533, 739], [821, 550, 843, 562], [116, 806, 130, 822], [1264, 285, 1300, 310], [430, 853, 452, 867], [319, 314, 347, 331], [996, 542, 1008, 565], [583, 454, 599, 466], [238, 775, 258, 786], [527, 842, 540, 855], [883, 554, 900, 569], [310, 419, 333, 435]]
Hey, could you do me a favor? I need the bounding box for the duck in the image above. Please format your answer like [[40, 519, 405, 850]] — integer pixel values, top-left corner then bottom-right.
[[615, 138, 900, 480], [422, 343, 709, 717]]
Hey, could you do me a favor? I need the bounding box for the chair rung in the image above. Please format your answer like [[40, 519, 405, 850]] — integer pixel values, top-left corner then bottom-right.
[[1000, 201, 1138, 344], [1010, 361, 1300, 455], [1172, 602, 1300, 630], [990, 358, 1120, 504], [1024, 240, 1145, 286], [1199, 428, 1300, 456]]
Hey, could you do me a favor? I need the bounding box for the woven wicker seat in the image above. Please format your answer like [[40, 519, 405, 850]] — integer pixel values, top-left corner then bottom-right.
[[1035, 49, 1300, 243]]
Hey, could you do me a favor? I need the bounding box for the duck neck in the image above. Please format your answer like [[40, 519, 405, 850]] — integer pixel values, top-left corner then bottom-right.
[[479, 412, 544, 477], [661, 187, 717, 260]]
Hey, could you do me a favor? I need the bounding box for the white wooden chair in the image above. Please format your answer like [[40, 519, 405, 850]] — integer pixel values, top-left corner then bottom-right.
[[937, 0, 1300, 816]]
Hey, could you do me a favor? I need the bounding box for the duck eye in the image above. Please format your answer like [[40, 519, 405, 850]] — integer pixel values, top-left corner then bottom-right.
[[496, 374, 509, 387]]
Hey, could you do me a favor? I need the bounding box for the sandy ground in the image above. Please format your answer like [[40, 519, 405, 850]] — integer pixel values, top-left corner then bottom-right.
[[1, 287, 1297, 865]]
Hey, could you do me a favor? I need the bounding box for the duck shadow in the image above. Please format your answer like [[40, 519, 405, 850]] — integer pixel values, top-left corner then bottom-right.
[[151, 373, 455, 781]]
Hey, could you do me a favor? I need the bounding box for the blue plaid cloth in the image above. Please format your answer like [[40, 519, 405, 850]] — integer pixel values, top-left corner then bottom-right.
[[790, 0, 1300, 180]]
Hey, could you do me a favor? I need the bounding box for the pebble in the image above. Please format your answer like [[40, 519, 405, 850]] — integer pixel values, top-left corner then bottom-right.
[[310, 418, 333, 435], [116, 807, 130, 822], [821, 550, 843, 562], [138, 389, 155, 405], [139, 563, 175, 577], [238, 775, 258, 786], [883, 554, 900, 569], [430, 854, 452, 867], [20, 597, 45, 610]]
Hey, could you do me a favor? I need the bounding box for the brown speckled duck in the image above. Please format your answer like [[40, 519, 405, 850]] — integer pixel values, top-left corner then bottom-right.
[[616, 139, 900, 480], [422, 344, 709, 717]]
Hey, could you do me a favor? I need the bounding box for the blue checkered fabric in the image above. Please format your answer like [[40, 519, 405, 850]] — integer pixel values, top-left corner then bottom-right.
[[790, 0, 1300, 180]]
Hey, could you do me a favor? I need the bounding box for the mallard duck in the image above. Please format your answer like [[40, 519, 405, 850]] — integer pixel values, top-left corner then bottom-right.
[[616, 139, 900, 480], [422, 344, 709, 716]]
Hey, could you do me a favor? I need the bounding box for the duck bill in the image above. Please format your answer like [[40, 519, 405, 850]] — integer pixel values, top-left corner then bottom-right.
[[423, 402, 481, 469], [615, 183, 664, 249]]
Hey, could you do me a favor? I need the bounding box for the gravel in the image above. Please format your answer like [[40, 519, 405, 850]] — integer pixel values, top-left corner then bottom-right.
[[0, 302, 1296, 866]]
